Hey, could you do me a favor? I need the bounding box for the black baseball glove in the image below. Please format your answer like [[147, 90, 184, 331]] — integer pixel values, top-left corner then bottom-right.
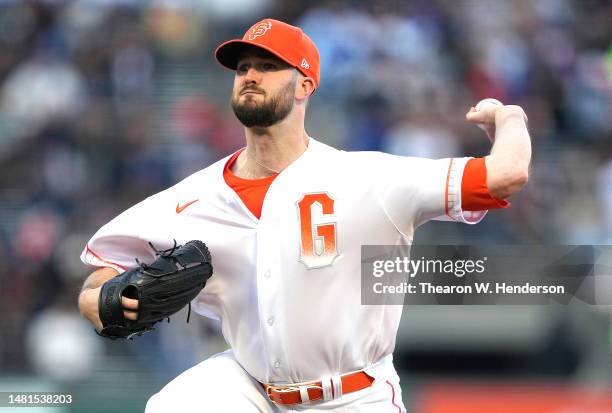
[[97, 240, 213, 339]]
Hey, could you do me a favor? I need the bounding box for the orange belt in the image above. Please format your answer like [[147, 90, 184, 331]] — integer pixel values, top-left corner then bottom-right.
[[264, 371, 374, 405]]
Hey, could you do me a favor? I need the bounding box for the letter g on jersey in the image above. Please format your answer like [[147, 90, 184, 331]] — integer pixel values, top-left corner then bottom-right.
[[297, 193, 338, 269]]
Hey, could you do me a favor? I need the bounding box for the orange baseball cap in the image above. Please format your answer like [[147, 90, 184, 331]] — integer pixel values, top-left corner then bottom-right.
[[215, 19, 320, 89]]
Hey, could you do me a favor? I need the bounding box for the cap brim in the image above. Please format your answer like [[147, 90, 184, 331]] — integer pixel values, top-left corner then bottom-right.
[[215, 39, 297, 72]]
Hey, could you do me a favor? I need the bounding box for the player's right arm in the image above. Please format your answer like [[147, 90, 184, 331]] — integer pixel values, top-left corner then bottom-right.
[[367, 104, 530, 234], [466, 104, 531, 200], [78, 267, 139, 331]]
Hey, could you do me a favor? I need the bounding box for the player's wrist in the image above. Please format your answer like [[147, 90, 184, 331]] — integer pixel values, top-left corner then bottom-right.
[[495, 105, 527, 125], [77, 288, 91, 315], [78, 287, 103, 330]]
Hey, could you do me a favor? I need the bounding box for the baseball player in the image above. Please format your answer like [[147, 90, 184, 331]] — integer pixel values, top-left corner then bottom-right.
[[78, 19, 531, 412]]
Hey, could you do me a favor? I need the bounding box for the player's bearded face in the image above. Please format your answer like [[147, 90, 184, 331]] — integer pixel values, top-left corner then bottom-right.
[[231, 77, 296, 128]]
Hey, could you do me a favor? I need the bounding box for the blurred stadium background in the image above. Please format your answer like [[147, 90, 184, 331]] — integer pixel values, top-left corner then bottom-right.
[[0, 0, 610, 412]]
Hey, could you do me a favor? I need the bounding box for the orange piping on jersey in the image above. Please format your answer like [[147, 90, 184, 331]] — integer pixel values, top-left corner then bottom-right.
[[444, 158, 454, 219], [85, 243, 127, 272], [386, 380, 402, 413]]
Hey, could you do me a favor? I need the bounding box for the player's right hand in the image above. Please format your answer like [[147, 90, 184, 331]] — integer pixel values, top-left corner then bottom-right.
[[466, 106, 499, 141]]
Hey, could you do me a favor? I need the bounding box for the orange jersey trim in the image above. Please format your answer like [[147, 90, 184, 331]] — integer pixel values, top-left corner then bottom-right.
[[444, 158, 454, 219], [223, 149, 278, 219], [462, 157, 509, 211], [85, 243, 127, 272]]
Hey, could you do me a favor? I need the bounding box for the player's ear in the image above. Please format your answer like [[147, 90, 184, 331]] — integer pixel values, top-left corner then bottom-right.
[[295, 73, 315, 101]]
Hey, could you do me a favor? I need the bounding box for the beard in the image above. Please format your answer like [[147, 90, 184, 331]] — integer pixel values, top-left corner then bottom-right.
[[231, 80, 295, 128]]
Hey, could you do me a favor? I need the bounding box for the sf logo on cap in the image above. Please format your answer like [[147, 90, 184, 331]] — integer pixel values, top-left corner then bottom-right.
[[248, 21, 272, 40]]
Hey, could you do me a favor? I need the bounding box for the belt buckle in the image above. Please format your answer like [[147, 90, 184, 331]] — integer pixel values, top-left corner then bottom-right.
[[266, 383, 322, 405], [266, 384, 298, 404], [266, 383, 288, 397]]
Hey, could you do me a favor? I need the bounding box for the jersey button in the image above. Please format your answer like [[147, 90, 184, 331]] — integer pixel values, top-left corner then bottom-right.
[[264, 270, 271, 279], [274, 360, 281, 369], [267, 316, 274, 326]]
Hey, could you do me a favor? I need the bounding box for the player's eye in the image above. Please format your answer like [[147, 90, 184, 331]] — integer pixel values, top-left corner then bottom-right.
[[237, 64, 249, 74], [262, 63, 276, 71]]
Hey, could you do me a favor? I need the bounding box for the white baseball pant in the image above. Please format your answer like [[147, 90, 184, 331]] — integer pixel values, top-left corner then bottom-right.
[[145, 350, 406, 412]]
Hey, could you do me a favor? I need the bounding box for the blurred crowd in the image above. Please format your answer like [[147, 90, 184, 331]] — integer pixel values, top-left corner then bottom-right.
[[0, 0, 610, 383]]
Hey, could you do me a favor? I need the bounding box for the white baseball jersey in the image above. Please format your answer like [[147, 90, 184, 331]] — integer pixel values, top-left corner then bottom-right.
[[81, 138, 485, 384]]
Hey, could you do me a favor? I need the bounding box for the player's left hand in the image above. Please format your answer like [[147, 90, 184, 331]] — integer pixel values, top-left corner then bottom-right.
[[97, 240, 213, 339]]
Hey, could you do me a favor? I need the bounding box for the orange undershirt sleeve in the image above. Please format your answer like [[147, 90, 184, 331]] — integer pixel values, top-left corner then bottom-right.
[[461, 157, 509, 211]]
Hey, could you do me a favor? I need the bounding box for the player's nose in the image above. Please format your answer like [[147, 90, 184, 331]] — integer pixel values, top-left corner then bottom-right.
[[244, 67, 262, 84]]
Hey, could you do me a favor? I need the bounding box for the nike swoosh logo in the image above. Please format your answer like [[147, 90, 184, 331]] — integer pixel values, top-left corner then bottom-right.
[[176, 199, 199, 214]]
